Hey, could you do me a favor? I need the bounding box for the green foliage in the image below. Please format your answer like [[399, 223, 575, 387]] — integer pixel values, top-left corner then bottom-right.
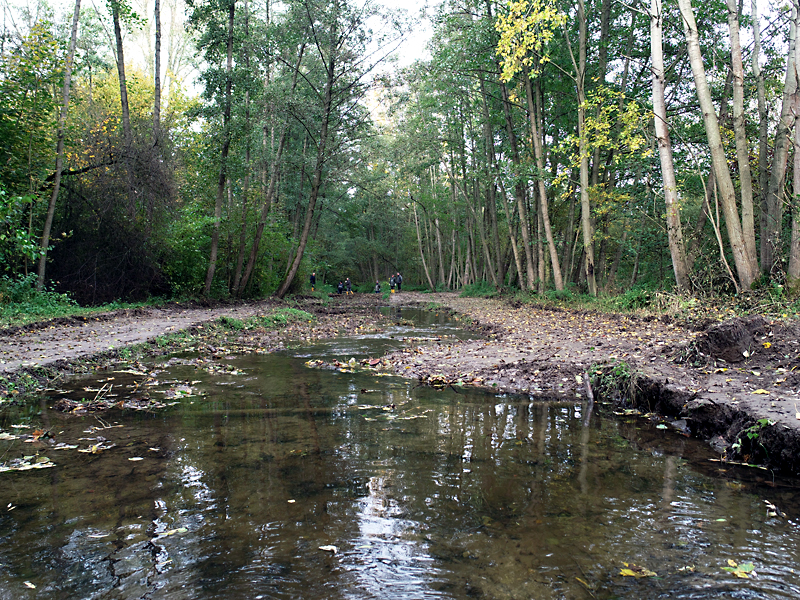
[[460, 281, 498, 298], [0, 273, 76, 326], [0, 190, 41, 273], [608, 286, 654, 311], [0, 20, 62, 195], [251, 308, 315, 328], [545, 288, 574, 303], [590, 360, 641, 405], [731, 418, 774, 457]]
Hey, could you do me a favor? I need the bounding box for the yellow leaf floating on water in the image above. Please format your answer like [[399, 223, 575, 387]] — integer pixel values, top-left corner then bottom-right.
[[722, 560, 755, 578], [752, 389, 770, 395], [620, 563, 657, 578]]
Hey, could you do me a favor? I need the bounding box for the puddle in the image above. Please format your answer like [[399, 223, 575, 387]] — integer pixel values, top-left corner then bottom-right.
[[1, 310, 799, 599]]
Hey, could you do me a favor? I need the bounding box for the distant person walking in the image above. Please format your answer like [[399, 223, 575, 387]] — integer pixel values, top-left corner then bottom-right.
[[337, 281, 344, 294], [310, 272, 316, 291], [389, 275, 396, 293], [395, 272, 403, 291], [374, 280, 381, 293], [345, 278, 352, 294]]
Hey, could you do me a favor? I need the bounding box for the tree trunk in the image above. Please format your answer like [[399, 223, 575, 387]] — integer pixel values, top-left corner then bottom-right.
[[498, 179, 524, 290], [726, 0, 757, 265], [203, 0, 235, 296], [763, 5, 798, 274], [153, 0, 161, 139], [752, 0, 769, 272], [651, 0, 689, 290], [678, 0, 757, 289], [232, 0, 251, 294], [788, 2, 800, 283], [276, 18, 337, 298], [112, 2, 131, 146], [499, 82, 535, 289], [524, 66, 564, 290], [413, 201, 436, 289], [566, 0, 597, 295], [37, 0, 81, 290]]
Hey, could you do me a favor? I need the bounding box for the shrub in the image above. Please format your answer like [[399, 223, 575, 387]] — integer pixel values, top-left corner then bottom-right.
[[460, 281, 497, 298]]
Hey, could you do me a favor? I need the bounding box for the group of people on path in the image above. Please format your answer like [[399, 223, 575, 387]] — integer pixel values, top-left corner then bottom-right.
[[374, 272, 403, 294], [336, 278, 353, 294], [311, 271, 403, 295]]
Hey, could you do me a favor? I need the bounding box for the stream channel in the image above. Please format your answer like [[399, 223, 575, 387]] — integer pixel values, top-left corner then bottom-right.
[[1, 307, 800, 599]]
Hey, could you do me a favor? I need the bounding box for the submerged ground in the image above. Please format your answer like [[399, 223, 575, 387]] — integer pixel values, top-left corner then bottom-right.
[[1, 292, 799, 474]]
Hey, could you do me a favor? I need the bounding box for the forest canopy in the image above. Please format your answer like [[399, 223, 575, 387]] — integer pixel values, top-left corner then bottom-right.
[[1, 0, 799, 305]]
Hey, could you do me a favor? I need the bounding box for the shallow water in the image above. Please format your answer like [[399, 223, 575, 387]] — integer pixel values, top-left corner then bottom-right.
[[1, 308, 799, 599]]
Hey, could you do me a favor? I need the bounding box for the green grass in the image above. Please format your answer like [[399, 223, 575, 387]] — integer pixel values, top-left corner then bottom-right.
[[0, 274, 154, 329], [460, 281, 498, 298]]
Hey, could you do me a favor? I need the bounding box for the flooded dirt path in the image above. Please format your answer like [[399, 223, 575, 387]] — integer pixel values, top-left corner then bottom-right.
[[2, 308, 800, 599], [3, 292, 800, 474]]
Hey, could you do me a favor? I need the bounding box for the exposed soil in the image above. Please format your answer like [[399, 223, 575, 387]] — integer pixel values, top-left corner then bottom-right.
[[2, 291, 800, 474]]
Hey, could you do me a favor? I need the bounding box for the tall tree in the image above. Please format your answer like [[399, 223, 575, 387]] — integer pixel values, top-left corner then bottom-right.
[[276, 0, 401, 298], [202, 0, 235, 296], [678, 0, 757, 290], [650, 0, 688, 290], [153, 0, 162, 139], [37, 0, 81, 290]]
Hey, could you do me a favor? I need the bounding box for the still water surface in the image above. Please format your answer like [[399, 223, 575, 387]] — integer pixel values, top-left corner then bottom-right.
[[1, 308, 799, 599]]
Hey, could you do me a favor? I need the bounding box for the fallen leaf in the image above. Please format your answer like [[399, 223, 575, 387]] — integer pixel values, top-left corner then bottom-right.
[[752, 389, 770, 395], [128, 457, 144, 461], [722, 560, 755, 578], [620, 563, 657, 578], [319, 545, 338, 554], [23, 581, 36, 589]]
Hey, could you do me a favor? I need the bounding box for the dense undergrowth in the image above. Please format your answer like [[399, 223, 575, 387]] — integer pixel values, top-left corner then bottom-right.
[[458, 280, 800, 326], [0, 274, 155, 329]]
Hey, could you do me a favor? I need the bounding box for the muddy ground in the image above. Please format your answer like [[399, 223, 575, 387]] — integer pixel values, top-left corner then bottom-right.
[[2, 292, 800, 474]]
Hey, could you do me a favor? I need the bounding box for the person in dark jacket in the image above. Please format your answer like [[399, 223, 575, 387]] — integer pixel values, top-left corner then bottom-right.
[[337, 281, 344, 294], [345, 278, 352, 294], [374, 280, 381, 293], [395, 272, 403, 291], [310, 272, 316, 291], [389, 275, 395, 293]]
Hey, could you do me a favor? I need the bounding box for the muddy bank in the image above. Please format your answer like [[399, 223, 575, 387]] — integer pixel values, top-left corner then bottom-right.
[[386, 293, 800, 476]]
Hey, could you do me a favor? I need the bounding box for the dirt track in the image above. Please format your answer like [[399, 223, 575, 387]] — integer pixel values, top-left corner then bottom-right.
[[2, 292, 800, 473]]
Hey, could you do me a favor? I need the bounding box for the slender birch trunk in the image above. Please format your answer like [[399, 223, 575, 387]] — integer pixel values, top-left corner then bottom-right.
[[726, 0, 757, 265], [752, 0, 769, 270], [763, 6, 798, 274], [678, 0, 757, 289], [788, 1, 800, 283], [651, 0, 689, 290], [153, 0, 161, 139], [524, 67, 564, 290], [112, 2, 131, 146]]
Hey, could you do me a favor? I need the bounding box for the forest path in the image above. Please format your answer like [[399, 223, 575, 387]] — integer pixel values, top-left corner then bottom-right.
[[0, 302, 279, 375]]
